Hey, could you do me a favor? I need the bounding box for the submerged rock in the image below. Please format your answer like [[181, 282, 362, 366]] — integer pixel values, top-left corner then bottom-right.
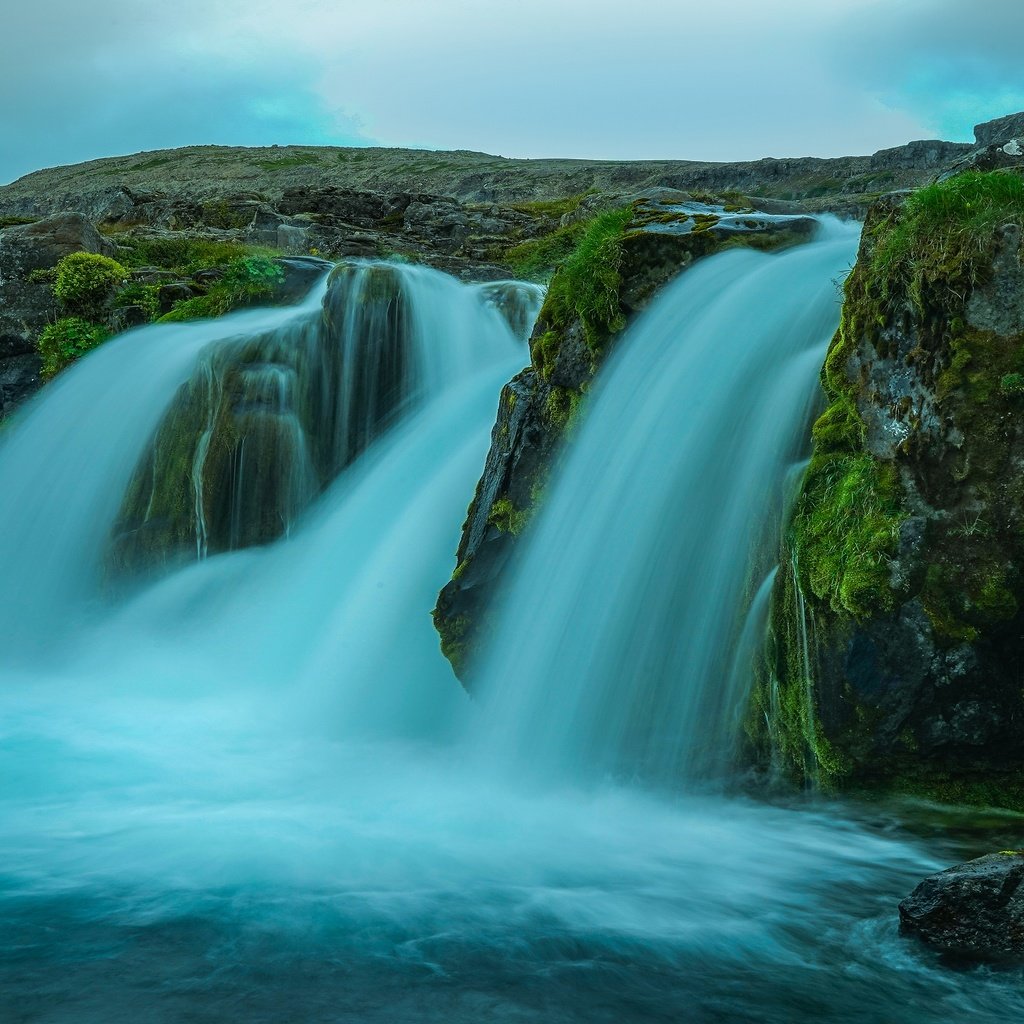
[[899, 851, 1024, 961]]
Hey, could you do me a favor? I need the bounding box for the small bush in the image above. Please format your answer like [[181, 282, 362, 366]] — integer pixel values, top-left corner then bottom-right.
[[53, 252, 127, 314], [37, 317, 110, 378]]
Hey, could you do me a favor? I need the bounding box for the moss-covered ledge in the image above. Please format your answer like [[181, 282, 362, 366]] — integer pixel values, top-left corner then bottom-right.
[[434, 194, 818, 684], [749, 169, 1024, 809]]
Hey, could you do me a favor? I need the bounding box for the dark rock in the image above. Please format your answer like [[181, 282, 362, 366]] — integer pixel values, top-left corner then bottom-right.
[[974, 112, 1024, 149], [899, 851, 1024, 961], [755, 176, 1024, 805], [273, 256, 332, 302], [110, 305, 150, 332], [0, 213, 117, 414], [156, 282, 196, 313]]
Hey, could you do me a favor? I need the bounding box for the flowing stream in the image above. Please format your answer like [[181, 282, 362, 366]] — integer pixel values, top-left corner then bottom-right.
[[0, 246, 1021, 1023]]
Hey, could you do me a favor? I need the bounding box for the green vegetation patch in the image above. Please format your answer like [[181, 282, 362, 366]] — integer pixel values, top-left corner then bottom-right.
[[541, 205, 634, 352], [870, 170, 1024, 313], [38, 317, 110, 378], [159, 255, 285, 322]]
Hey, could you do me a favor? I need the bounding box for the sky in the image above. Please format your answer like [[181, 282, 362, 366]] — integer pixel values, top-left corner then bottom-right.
[[2, 0, 1023, 184]]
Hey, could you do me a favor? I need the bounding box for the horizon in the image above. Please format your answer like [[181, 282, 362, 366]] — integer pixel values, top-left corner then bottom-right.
[[3, 0, 1023, 185]]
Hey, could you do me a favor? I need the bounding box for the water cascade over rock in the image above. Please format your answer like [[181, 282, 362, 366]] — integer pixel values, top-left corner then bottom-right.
[[1, 232, 1021, 1021], [471, 222, 862, 783], [107, 262, 537, 575]]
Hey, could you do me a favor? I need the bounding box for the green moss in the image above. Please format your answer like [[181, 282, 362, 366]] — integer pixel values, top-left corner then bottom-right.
[[792, 445, 904, 620], [53, 252, 127, 315], [487, 496, 530, 536], [530, 330, 561, 380], [545, 385, 583, 430], [436, 613, 470, 677], [1000, 371, 1024, 395], [37, 317, 110, 378], [541, 205, 634, 352]]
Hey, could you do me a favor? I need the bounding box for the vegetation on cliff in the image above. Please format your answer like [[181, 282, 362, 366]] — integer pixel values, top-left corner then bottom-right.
[[755, 169, 1024, 806]]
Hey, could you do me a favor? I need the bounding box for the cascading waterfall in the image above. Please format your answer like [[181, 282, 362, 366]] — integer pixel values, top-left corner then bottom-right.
[[0, 238, 1018, 1024], [472, 220, 863, 783]]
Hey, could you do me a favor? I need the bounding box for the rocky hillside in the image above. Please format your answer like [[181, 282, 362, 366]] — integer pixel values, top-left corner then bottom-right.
[[0, 137, 973, 217]]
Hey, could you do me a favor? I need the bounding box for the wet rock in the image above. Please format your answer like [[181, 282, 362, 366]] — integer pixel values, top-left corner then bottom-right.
[[899, 851, 1024, 961]]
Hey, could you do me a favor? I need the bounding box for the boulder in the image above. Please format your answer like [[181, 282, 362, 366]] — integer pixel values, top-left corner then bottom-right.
[[899, 851, 1024, 961]]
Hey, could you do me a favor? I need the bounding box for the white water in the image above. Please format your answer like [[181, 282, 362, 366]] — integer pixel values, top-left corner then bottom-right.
[[0, 248, 1020, 1023], [473, 221, 861, 783]]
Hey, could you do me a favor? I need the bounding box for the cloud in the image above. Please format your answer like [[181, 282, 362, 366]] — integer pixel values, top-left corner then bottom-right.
[[832, 0, 1024, 140], [2, 0, 1019, 183]]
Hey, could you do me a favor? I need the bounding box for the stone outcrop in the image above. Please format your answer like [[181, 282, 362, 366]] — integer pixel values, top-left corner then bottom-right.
[[0, 213, 117, 415], [900, 851, 1024, 961], [751, 170, 1024, 808], [433, 196, 817, 680]]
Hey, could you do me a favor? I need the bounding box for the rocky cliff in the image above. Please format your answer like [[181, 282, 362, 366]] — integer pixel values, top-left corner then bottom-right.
[[751, 166, 1024, 809]]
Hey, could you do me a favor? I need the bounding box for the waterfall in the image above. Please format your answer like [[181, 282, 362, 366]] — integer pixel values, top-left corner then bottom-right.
[[472, 220, 861, 784], [0, 261, 527, 660], [1, 229, 1017, 1023]]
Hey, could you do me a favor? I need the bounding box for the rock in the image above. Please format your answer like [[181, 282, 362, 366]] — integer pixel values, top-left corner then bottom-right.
[[753, 173, 1024, 806], [273, 256, 332, 302], [156, 282, 195, 313], [0, 213, 117, 414], [974, 112, 1024, 149], [899, 851, 1024, 961]]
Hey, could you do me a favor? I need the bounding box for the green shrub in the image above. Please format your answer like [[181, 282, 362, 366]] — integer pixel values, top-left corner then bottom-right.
[[159, 255, 285, 322], [53, 252, 127, 314], [115, 236, 278, 276], [37, 317, 110, 378]]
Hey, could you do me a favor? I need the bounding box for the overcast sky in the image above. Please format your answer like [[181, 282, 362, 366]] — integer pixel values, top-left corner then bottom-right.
[[2, 0, 1022, 184]]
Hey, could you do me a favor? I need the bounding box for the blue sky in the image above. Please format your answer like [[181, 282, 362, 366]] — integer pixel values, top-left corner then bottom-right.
[[3, 0, 1022, 184]]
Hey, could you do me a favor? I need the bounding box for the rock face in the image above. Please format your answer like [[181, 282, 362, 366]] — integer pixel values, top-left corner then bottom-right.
[[433, 196, 817, 680], [899, 851, 1024, 961], [0, 213, 117, 415], [752, 171, 1024, 808]]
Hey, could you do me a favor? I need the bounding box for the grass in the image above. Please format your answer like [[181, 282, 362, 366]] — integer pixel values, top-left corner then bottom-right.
[[115, 236, 279, 276], [870, 170, 1024, 311], [503, 222, 586, 280], [542, 205, 634, 350]]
